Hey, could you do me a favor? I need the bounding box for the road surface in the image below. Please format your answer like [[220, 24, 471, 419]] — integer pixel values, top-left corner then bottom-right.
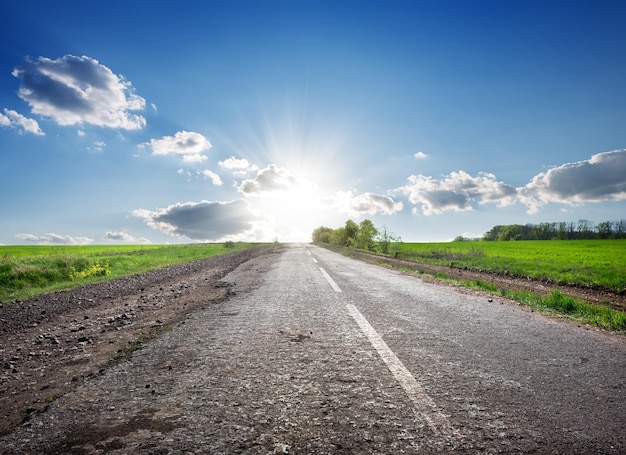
[[2, 244, 624, 453]]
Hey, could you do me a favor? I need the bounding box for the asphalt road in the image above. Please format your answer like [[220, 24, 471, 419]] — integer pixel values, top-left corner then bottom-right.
[[2, 244, 625, 453]]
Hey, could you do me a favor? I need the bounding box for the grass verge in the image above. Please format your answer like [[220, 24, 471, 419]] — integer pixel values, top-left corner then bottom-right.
[[0, 242, 262, 303]]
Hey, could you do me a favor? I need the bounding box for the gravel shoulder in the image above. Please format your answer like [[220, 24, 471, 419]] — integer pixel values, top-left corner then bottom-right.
[[0, 245, 282, 436]]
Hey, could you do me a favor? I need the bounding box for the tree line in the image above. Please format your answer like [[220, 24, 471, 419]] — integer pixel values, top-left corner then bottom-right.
[[313, 218, 626, 248], [481, 219, 626, 241], [312, 219, 401, 254]]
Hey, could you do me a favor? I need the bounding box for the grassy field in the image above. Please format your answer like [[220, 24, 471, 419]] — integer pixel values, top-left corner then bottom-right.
[[0, 243, 262, 303], [386, 240, 626, 332], [397, 240, 626, 294]]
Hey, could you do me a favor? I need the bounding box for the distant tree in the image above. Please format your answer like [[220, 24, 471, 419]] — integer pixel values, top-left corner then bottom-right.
[[344, 219, 359, 247], [482, 219, 626, 241], [578, 219, 594, 239], [312, 226, 333, 244], [567, 221, 577, 239], [554, 222, 568, 240], [596, 221, 613, 239], [355, 219, 378, 251], [498, 224, 526, 241], [376, 225, 402, 254], [533, 222, 554, 240], [614, 220, 626, 239], [483, 225, 504, 241], [330, 227, 349, 246]]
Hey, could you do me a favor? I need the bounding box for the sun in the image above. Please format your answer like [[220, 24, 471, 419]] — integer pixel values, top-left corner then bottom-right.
[[251, 174, 322, 242], [229, 96, 354, 241]]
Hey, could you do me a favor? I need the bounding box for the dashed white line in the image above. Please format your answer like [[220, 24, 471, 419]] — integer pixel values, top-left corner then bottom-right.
[[346, 303, 457, 437], [312, 258, 318, 263], [318, 265, 457, 436], [319, 267, 342, 293]]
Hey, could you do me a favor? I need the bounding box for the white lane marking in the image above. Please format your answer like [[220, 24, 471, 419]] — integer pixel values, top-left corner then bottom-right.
[[312, 258, 318, 263], [306, 250, 311, 256], [346, 303, 456, 436], [319, 267, 342, 293]]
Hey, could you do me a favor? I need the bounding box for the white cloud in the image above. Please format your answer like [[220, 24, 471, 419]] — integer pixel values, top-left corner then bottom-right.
[[0, 108, 44, 135], [102, 231, 150, 243], [519, 149, 626, 214], [132, 200, 261, 241], [12, 54, 146, 130], [218, 156, 250, 169], [15, 233, 93, 245], [326, 191, 404, 217], [89, 141, 106, 152], [142, 130, 211, 163], [414, 151, 428, 159], [198, 169, 223, 186], [237, 164, 300, 195], [400, 170, 517, 215], [218, 156, 259, 176]]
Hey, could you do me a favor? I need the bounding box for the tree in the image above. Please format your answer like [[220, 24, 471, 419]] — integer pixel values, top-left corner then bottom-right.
[[344, 219, 359, 246], [330, 227, 349, 246], [578, 219, 594, 239], [615, 220, 626, 239], [596, 221, 613, 239], [376, 225, 401, 254], [355, 219, 378, 251], [312, 226, 333, 244]]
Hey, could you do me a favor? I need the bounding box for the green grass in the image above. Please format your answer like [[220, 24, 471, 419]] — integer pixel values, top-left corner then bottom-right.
[[397, 240, 626, 294], [0, 242, 262, 303]]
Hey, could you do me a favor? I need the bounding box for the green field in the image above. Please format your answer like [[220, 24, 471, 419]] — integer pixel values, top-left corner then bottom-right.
[[0, 243, 262, 303], [397, 240, 626, 294]]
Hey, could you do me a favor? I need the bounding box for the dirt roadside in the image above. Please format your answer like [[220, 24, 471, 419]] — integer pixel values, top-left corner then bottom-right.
[[0, 244, 623, 437], [0, 245, 282, 436]]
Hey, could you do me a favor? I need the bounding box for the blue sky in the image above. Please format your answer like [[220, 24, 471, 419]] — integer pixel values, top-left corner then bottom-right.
[[1, 0, 625, 244]]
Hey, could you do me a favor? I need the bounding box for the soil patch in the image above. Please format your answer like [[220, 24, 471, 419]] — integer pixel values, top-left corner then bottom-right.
[[0, 245, 282, 436]]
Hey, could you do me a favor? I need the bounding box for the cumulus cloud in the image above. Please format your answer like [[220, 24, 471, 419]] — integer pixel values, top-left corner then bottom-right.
[[141, 130, 211, 163], [400, 170, 517, 215], [519, 149, 626, 213], [326, 191, 404, 217], [237, 164, 300, 195], [15, 233, 93, 245], [132, 200, 260, 241], [414, 151, 428, 159], [12, 54, 146, 129], [0, 108, 44, 135], [218, 156, 259, 176]]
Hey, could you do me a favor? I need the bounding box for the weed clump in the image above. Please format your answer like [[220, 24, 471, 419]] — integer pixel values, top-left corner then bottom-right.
[[69, 260, 110, 280]]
